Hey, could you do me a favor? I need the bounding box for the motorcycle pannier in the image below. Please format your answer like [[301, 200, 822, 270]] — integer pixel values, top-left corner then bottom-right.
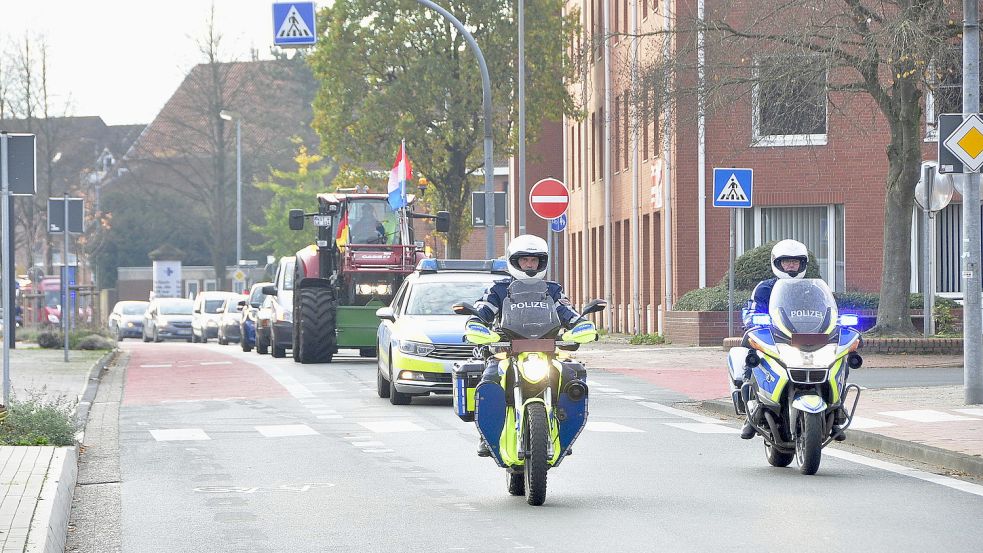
[[452, 360, 484, 422]]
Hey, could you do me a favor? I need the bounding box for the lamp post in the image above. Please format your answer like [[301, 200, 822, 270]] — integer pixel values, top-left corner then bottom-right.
[[220, 110, 242, 289]]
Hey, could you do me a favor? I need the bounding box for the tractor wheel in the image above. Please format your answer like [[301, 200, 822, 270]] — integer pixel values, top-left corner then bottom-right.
[[297, 287, 337, 364]]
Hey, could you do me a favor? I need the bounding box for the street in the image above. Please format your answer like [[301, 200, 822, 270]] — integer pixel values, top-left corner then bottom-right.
[[67, 341, 983, 553]]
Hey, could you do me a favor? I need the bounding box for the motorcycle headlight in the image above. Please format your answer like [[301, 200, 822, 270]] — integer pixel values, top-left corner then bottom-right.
[[520, 353, 550, 383], [398, 340, 435, 356]]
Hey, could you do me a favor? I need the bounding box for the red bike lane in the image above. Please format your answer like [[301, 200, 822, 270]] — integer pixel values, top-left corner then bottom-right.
[[122, 343, 290, 405]]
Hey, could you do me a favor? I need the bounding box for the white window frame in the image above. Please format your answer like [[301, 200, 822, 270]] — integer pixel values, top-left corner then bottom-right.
[[204, 279, 217, 292], [737, 204, 842, 291], [750, 58, 829, 147], [185, 280, 200, 299]]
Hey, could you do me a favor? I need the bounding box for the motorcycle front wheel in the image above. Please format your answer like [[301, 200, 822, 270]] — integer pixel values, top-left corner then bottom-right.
[[523, 402, 549, 506], [796, 412, 824, 475]]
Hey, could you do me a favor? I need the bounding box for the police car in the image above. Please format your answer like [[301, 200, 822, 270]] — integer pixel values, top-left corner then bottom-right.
[[375, 259, 508, 405]]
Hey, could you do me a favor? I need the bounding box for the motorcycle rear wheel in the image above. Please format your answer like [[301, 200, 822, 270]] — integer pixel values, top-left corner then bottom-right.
[[796, 412, 824, 475], [523, 402, 549, 506]]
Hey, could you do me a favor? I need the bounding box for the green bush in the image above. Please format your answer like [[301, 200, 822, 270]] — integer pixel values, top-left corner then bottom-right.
[[37, 329, 115, 350], [675, 286, 752, 311], [0, 390, 77, 446], [629, 333, 667, 345], [37, 330, 62, 349], [720, 241, 822, 290]]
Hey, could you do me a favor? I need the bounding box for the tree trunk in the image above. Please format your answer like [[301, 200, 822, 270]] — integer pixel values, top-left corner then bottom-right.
[[871, 90, 921, 336]]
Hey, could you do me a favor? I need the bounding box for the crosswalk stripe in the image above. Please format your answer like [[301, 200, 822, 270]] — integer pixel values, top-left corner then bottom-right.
[[848, 416, 896, 429], [358, 420, 426, 433], [638, 401, 723, 424], [255, 424, 319, 437], [880, 409, 979, 423], [150, 429, 210, 441], [585, 421, 644, 433], [663, 422, 739, 434], [954, 408, 983, 417]]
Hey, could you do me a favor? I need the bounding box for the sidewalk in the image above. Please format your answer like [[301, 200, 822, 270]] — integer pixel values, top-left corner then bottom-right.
[[0, 347, 113, 553], [577, 336, 983, 479]]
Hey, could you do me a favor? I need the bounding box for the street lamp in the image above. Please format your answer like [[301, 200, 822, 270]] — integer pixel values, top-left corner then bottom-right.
[[219, 109, 242, 290]]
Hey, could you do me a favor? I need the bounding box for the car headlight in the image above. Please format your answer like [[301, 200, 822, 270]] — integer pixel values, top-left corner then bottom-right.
[[519, 353, 550, 383], [398, 340, 435, 356], [126, 322, 134, 328], [278, 310, 292, 323]]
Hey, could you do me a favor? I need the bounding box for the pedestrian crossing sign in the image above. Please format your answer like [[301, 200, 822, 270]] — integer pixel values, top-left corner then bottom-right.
[[273, 3, 317, 47], [712, 168, 753, 208]]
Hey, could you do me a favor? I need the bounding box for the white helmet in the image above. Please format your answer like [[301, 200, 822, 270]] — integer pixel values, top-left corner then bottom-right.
[[771, 239, 808, 279], [505, 234, 549, 280]]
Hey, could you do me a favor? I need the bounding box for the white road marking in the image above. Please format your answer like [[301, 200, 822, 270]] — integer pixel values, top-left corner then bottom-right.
[[664, 422, 739, 434], [140, 364, 173, 368], [342, 435, 372, 441], [880, 409, 979, 423], [255, 424, 319, 437], [352, 441, 386, 447], [361, 448, 395, 453], [150, 429, 210, 441], [259, 365, 315, 398], [825, 449, 983, 498], [200, 361, 232, 366], [954, 408, 983, 417], [585, 421, 644, 433], [310, 409, 337, 415], [848, 416, 896, 429], [620, 395, 645, 401], [317, 415, 342, 419], [358, 420, 426, 433], [596, 387, 624, 393], [638, 401, 724, 424]]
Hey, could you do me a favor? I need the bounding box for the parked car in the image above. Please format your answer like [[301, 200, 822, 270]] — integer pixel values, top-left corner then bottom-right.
[[108, 300, 149, 341], [192, 291, 238, 343], [255, 295, 274, 355], [240, 282, 271, 352], [217, 294, 247, 345], [142, 298, 194, 342], [262, 257, 295, 358], [375, 259, 507, 405]]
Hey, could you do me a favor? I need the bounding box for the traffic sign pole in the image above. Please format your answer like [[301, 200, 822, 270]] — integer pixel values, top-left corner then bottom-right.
[[962, 0, 983, 404], [713, 168, 753, 338], [1, 133, 10, 407]]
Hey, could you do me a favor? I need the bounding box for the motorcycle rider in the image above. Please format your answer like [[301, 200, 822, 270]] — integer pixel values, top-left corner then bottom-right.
[[738, 239, 848, 441], [471, 234, 587, 457]]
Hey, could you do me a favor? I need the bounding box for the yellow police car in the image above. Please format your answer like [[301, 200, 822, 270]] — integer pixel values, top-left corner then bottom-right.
[[375, 259, 508, 405]]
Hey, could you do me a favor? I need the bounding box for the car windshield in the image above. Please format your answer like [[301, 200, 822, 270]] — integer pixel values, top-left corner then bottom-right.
[[769, 279, 837, 335], [121, 303, 147, 315], [405, 279, 497, 316], [204, 299, 225, 313], [282, 261, 295, 290], [346, 199, 400, 245], [44, 290, 60, 307], [249, 286, 266, 307], [159, 300, 193, 315]]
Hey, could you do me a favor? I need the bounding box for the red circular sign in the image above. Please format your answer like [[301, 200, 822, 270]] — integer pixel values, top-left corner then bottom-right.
[[529, 178, 569, 220]]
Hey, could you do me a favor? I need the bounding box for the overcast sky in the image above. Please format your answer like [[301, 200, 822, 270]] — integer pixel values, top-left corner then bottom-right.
[[0, 0, 303, 126]]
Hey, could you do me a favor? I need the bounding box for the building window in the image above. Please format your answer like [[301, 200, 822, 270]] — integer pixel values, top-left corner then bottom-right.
[[204, 279, 217, 292], [752, 56, 828, 146], [613, 96, 621, 173], [185, 280, 199, 300], [739, 205, 845, 291]]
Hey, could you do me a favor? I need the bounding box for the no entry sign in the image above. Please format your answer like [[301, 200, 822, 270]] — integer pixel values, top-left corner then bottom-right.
[[529, 178, 569, 220]]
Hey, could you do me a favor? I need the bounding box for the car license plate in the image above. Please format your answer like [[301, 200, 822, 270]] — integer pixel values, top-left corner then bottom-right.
[[313, 215, 331, 227], [177, 330, 190, 335]]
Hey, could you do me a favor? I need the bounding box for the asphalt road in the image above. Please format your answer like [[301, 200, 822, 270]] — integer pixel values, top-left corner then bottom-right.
[[69, 341, 983, 553]]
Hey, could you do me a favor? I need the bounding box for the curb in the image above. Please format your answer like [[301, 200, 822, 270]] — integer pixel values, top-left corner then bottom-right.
[[25, 348, 116, 553], [696, 398, 983, 479]]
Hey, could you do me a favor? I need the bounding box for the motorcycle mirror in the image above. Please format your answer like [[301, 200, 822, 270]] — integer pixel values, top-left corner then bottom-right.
[[581, 299, 607, 316], [288, 209, 305, 231], [452, 303, 476, 316]]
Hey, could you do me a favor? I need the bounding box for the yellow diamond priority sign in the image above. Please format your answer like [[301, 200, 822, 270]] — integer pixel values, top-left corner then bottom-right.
[[233, 270, 246, 282], [942, 114, 983, 172]]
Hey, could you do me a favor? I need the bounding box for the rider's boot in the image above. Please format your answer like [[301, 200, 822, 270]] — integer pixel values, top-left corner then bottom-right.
[[740, 420, 756, 439], [831, 407, 848, 441], [477, 439, 491, 457]]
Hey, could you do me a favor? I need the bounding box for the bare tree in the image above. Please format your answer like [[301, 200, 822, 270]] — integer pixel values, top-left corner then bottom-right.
[[588, 0, 964, 335]]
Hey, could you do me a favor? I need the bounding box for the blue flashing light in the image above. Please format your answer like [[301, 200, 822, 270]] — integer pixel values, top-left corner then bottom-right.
[[838, 314, 859, 327], [751, 314, 772, 326], [416, 259, 439, 272], [415, 258, 510, 274], [491, 259, 508, 274]]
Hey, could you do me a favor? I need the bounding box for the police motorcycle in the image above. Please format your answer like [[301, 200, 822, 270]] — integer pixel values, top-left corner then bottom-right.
[[452, 280, 605, 506], [728, 278, 864, 475]]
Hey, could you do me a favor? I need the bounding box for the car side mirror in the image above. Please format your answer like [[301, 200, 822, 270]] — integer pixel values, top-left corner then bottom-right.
[[289, 209, 305, 231], [435, 211, 450, 233], [262, 285, 277, 296], [375, 307, 396, 322], [237, 300, 247, 308], [194, 308, 201, 314]]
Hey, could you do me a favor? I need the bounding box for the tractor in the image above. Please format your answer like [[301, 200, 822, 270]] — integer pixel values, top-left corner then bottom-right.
[[288, 192, 449, 363]]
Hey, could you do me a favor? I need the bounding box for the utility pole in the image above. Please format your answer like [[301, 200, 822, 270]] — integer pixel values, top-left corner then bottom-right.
[[962, 0, 983, 404], [518, 0, 526, 236]]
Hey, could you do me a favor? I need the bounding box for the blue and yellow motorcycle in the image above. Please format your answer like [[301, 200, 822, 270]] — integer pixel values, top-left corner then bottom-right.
[[728, 278, 863, 475], [453, 280, 605, 506]]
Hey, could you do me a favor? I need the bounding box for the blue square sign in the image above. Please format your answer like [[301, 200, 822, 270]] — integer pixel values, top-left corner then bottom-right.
[[273, 3, 317, 47], [712, 168, 753, 208]]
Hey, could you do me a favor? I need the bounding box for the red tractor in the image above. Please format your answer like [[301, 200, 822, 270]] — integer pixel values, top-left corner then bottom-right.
[[288, 192, 449, 363]]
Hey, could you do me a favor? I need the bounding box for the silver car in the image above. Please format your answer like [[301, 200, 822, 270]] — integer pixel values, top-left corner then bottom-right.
[[108, 300, 148, 341], [192, 291, 238, 343], [142, 298, 194, 342]]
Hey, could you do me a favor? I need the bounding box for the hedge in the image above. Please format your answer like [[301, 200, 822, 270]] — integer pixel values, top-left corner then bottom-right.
[[676, 286, 957, 312]]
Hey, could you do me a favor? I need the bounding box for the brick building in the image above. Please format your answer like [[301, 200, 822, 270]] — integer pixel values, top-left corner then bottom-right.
[[562, 0, 982, 336]]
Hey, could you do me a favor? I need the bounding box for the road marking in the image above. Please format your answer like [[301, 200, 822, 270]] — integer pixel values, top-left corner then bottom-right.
[[310, 409, 337, 415], [150, 428, 210, 441], [200, 361, 232, 366], [620, 395, 645, 400], [585, 421, 644, 433], [825, 449, 983, 498], [255, 424, 319, 437], [317, 415, 342, 419], [664, 422, 739, 434], [880, 409, 979, 423], [596, 387, 624, 393], [352, 441, 386, 447], [954, 408, 983, 417], [848, 416, 896, 429], [358, 421, 426, 433], [638, 401, 724, 424], [140, 363, 173, 368], [260, 365, 315, 398], [342, 435, 372, 441], [361, 448, 395, 453]]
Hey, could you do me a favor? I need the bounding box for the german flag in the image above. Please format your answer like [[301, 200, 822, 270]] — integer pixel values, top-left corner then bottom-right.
[[336, 210, 350, 249]]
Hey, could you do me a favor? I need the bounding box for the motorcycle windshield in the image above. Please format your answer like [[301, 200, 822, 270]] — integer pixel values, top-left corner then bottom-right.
[[768, 279, 837, 336], [498, 279, 561, 339]]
